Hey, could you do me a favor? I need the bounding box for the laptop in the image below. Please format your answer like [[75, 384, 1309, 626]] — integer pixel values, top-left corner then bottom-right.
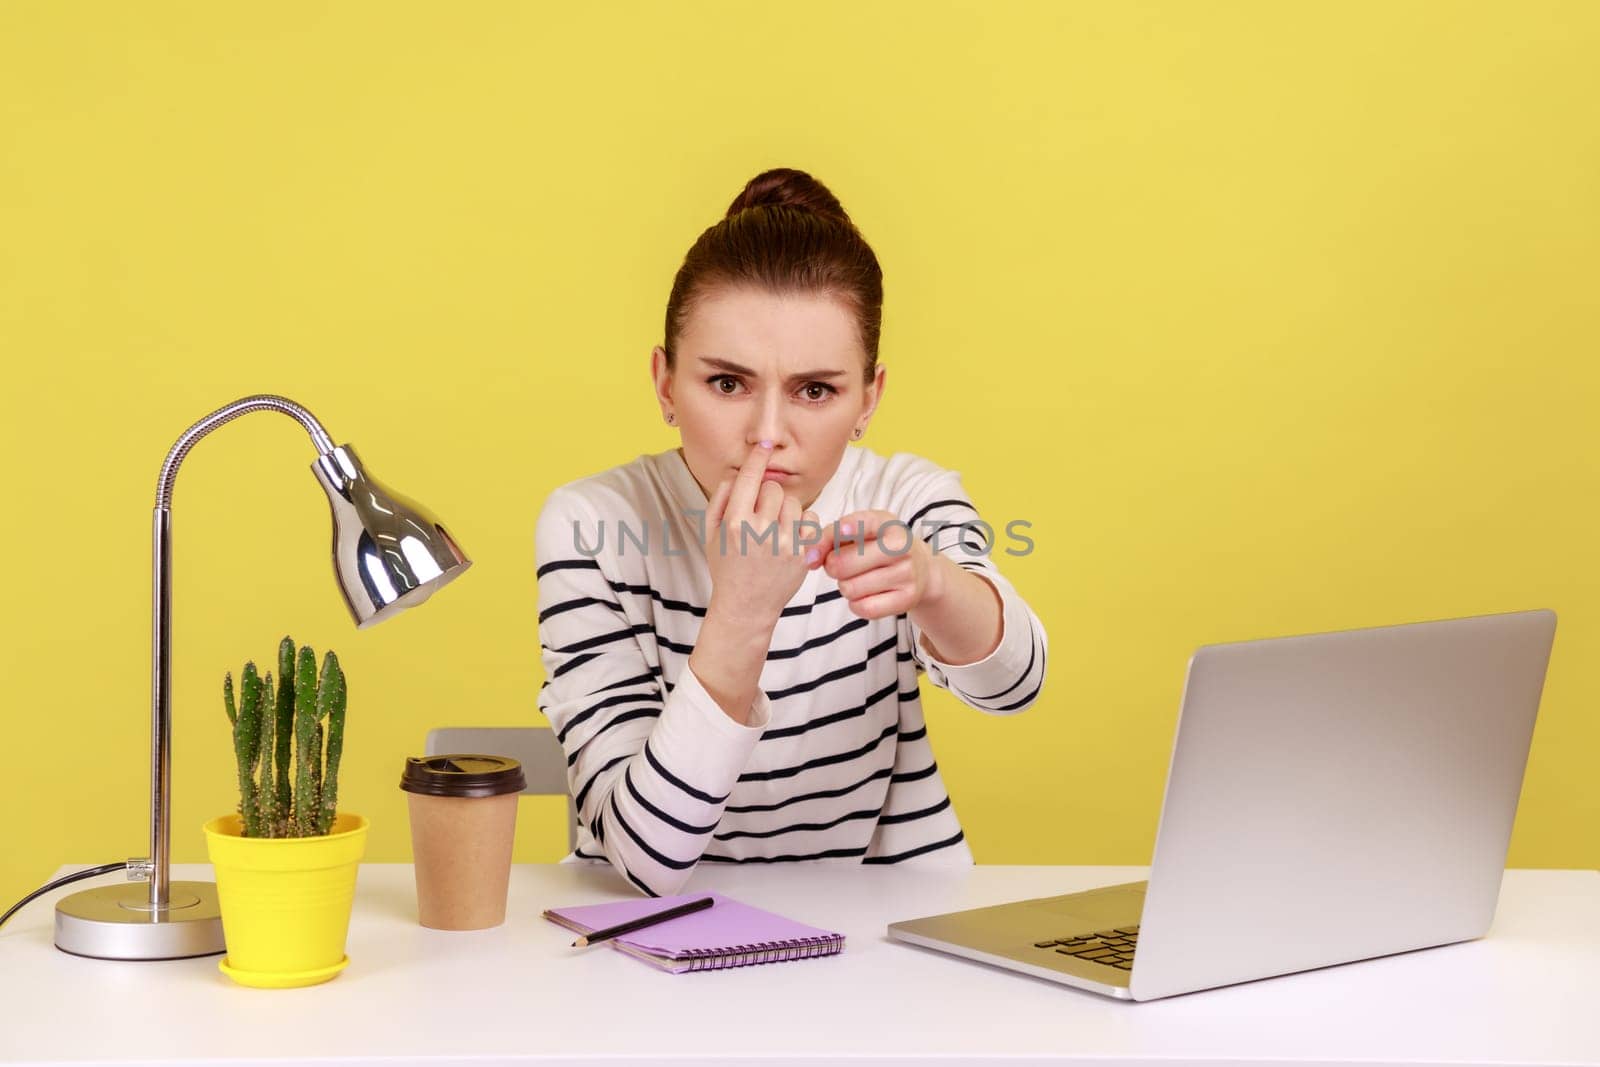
[[887, 608, 1558, 1001]]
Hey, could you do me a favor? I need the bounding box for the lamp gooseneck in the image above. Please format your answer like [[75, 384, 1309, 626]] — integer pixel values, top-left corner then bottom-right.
[[156, 396, 336, 509]]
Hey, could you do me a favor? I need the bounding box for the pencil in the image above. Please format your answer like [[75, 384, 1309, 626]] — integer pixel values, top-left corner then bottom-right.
[[572, 895, 716, 948]]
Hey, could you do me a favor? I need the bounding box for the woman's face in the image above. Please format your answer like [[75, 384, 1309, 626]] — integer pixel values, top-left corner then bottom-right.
[[652, 286, 885, 512]]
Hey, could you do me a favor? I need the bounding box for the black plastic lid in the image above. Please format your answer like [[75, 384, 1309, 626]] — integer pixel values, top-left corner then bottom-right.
[[400, 754, 527, 798]]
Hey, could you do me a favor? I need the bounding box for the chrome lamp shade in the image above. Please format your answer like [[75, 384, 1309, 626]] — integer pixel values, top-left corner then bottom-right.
[[315, 445, 471, 628], [53, 395, 469, 961]]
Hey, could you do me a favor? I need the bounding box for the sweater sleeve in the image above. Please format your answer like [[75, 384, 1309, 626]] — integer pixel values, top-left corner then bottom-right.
[[899, 463, 1048, 714], [534, 486, 773, 897]]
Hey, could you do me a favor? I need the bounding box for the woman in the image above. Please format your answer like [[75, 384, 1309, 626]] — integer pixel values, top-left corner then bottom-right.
[[534, 167, 1048, 897]]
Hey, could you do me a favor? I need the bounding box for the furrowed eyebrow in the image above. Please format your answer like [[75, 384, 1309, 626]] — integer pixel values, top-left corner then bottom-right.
[[697, 357, 848, 384]]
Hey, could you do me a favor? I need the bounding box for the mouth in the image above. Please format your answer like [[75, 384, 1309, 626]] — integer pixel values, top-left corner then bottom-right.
[[737, 466, 796, 479]]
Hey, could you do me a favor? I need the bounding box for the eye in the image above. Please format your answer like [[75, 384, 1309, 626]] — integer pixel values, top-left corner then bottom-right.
[[801, 382, 837, 404], [708, 374, 741, 395]]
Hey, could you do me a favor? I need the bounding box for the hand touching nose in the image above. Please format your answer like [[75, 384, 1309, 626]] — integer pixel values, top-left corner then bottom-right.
[[702, 440, 821, 624]]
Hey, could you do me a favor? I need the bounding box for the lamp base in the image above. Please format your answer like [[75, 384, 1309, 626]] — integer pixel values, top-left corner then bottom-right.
[[54, 881, 225, 960]]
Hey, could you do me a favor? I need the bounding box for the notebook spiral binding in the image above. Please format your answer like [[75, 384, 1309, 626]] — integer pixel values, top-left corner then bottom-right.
[[679, 933, 846, 972]]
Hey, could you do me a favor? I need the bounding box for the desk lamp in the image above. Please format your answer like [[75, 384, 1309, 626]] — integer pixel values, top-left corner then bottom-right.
[[52, 395, 471, 960]]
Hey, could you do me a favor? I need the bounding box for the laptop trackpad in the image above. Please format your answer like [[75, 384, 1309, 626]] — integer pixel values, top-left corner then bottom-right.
[[1028, 881, 1147, 925]]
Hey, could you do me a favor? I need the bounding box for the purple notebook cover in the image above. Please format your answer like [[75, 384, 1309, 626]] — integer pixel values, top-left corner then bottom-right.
[[543, 891, 843, 970]]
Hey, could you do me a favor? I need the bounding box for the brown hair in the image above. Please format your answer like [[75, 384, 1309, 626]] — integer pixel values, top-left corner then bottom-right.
[[661, 167, 883, 386]]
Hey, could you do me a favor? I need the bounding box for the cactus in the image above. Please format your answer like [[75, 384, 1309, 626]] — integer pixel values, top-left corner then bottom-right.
[[256, 673, 277, 837], [223, 637, 351, 839], [231, 662, 265, 836], [273, 636, 296, 826], [311, 717, 324, 824], [316, 651, 346, 835], [293, 644, 319, 836]]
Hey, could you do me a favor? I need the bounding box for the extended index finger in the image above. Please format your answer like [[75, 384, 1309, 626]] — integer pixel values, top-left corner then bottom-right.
[[727, 440, 774, 518], [805, 510, 867, 568], [808, 510, 909, 569]]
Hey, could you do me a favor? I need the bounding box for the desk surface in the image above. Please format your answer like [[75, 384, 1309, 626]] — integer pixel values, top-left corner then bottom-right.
[[4, 864, 1598, 1067]]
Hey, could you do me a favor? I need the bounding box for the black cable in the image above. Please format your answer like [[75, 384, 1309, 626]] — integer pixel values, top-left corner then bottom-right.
[[0, 863, 131, 931]]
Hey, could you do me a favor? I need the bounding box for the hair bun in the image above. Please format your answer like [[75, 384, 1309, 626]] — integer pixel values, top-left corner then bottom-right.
[[726, 167, 853, 227]]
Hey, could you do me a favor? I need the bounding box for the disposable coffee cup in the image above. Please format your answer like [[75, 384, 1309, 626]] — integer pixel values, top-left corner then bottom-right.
[[399, 754, 527, 931]]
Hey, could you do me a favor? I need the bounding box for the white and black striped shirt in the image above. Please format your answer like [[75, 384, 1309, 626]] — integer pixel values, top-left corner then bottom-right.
[[534, 444, 1047, 897]]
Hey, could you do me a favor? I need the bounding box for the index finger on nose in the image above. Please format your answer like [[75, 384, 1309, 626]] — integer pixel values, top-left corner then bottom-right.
[[727, 439, 775, 518]]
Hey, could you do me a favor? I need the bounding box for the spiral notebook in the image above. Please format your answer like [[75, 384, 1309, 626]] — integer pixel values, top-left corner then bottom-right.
[[542, 891, 845, 973]]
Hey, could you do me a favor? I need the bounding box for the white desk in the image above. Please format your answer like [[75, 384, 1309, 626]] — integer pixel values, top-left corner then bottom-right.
[[3, 864, 1598, 1066]]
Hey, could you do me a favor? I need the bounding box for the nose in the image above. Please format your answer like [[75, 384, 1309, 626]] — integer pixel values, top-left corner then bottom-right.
[[748, 392, 787, 452]]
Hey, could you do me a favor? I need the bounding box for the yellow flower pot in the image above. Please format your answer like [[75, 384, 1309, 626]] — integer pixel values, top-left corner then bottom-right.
[[202, 812, 369, 988]]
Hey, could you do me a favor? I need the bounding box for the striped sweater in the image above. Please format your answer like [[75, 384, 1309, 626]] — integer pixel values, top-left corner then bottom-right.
[[534, 444, 1048, 897]]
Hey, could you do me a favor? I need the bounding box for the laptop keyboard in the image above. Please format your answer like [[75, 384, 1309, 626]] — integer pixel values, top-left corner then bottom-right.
[[1033, 925, 1139, 970]]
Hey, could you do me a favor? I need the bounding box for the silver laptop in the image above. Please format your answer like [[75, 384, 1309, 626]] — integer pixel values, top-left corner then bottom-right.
[[887, 608, 1557, 1001]]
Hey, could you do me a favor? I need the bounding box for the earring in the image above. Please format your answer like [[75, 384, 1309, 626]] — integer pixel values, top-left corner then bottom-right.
[[852, 427, 863, 439], [665, 412, 676, 425]]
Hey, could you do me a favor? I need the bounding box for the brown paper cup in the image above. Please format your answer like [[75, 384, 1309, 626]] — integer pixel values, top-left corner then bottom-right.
[[405, 791, 518, 930]]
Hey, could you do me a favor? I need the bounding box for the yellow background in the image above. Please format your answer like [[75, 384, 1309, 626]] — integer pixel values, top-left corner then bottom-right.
[[2, 1, 1596, 915]]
